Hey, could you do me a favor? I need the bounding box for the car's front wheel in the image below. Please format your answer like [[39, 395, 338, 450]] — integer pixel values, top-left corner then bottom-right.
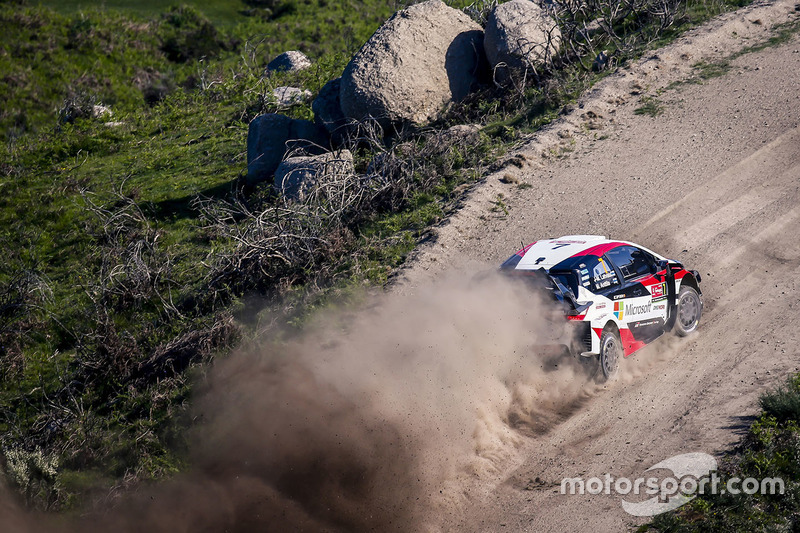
[[674, 285, 702, 337], [599, 328, 621, 381]]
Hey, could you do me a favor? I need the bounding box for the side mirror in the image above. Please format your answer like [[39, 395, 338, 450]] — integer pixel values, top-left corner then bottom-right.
[[654, 260, 669, 280]]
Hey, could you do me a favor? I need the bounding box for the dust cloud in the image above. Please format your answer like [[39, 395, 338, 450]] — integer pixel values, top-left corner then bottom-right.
[[618, 328, 686, 384], [2, 269, 604, 532]]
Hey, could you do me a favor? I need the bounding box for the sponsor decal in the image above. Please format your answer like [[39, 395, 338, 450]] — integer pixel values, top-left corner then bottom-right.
[[594, 272, 616, 286], [614, 301, 624, 320], [634, 319, 659, 328], [650, 282, 667, 301], [652, 303, 666, 311], [596, 303, 607, 310], [625, 301, 652, 316], [613, 294, 625, 300]]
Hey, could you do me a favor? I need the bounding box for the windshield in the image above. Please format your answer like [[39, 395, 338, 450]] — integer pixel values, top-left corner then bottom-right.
[[605, 245, 657, 280]]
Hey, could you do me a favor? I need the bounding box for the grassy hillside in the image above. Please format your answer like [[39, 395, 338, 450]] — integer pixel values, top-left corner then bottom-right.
[[39, 0, 248, 24], [5, 0, 399, 142], [2, 0, 752, 513], [1, 0, 489, 509]]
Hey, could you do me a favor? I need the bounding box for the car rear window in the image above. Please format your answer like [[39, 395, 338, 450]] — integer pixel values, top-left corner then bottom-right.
[[551, 255, 619, 294]]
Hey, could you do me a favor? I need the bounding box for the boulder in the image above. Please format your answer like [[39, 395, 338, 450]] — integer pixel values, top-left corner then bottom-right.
[[273, 86, 312, 107], [312, 77, 349, 142], [266, 51, 311, 73], [246, 113, 328, 185], [274, 150, 355, 200], [340, 0, 485, 128], [92, 104, 112, 119], [439, 123, 482, 144], [484, 0, 560, 82]]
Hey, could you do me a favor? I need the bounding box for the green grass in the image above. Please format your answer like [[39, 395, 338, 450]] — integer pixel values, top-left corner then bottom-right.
[[760, 374, 800, 424], [691, 59, 733, 79], [634, 96, 665, 117], [0, 1, 396, 142], [39, 0, 247, 25], [664, 15, 800, 91]]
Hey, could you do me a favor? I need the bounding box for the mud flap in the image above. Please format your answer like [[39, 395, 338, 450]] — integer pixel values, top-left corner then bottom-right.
[[663, 263, 679, 332]]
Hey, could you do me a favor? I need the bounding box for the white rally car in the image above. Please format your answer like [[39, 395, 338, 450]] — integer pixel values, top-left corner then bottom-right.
[[500, 235, 703, 380]]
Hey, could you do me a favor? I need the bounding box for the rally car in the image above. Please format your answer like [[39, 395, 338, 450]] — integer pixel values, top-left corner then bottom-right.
[[500, 235, 703, 380]]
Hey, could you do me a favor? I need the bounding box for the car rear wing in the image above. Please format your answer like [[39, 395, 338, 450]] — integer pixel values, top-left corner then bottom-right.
[[502, 267, 591, 316]]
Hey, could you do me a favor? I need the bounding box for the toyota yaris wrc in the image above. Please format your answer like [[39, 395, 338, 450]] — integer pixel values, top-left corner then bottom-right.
[[500, 235, 703, 380]]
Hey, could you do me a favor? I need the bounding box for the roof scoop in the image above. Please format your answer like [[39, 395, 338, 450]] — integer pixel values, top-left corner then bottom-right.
[[556, 235, 607, 241]]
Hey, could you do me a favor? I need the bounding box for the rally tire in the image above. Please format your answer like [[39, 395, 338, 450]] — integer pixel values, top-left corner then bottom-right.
[[674, 286, 702, 337], [599, 329, 621, 381]]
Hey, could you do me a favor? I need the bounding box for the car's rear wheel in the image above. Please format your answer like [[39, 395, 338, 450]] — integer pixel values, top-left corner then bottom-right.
[[674, 286, 702, 337], [599, 329, 621, 381]]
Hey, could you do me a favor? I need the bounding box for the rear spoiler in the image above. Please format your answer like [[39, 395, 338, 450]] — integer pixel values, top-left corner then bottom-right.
[[543, 268, 593, 316], [502, 267, 590, 316]]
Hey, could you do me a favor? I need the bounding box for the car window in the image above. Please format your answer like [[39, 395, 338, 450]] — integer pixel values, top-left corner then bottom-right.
[[606, 246, 656, 280], [552, 256, 620, 294]]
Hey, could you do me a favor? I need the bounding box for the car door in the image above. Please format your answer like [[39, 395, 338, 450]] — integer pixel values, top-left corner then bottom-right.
[[604, 245, 666, 345]]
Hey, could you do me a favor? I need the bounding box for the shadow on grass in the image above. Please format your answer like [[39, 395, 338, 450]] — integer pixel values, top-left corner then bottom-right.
[[145, 177, 242, 220]]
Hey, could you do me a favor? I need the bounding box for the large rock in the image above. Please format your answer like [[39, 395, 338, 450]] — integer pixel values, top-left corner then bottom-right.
[[484, 0, 560, 81], [440, 123, 482, 144], [273, 86, 312, 107], [266, 51, 311, 73], [340, 0, 485, 128], [312, 78, 349, 143], [274, 150, 355, 200], [91, 104, 112, 119], [246, 113, 328, 184]]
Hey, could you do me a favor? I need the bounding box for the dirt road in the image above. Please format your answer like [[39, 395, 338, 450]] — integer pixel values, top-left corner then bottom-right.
[[397, 1, 800, 530]]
